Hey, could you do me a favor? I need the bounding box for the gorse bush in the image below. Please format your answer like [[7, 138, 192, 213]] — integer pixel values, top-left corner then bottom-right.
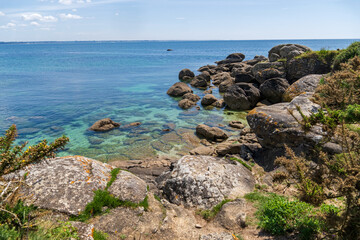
[[0, 124, 69, 176], [333, 41, 360, 70]]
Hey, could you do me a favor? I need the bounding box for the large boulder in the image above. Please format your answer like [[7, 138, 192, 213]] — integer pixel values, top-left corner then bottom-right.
[[190, 72, 210, 88], [252, 61, 286, 84], [268, 44, 311, 62], [286, 54, 332, 82], [246, 94, 323, 148], [243, 55, 268, 66], [178, 99, 196, 109], [283, 74, 323, 102], [3, 156, 147, 215], [259, 77, 290, 103], [196, 124, 228, 142], [212, 72, 232, 85], [201, 94, 218, 106], [182, 93, 200, 102], [224, 83, 261, 110], [218, 78, 235, 93], [167, 82, 193, 97], [198, 65, 217, 75], [179, 68, 195, 80], [90, 118, 120, 132], [216, 53, 245, 65], [159, 155, 255, 209]]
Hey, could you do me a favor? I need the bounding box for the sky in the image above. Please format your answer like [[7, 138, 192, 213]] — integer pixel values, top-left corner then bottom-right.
[[0, 0, 359, 41]]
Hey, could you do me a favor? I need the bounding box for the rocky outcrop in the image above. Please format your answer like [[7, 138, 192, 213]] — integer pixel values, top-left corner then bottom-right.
[[159, 155, 255, 209], [89, 118, 120, 132], [252, 61, 286, 84], [190, 72, 210, 88], [224, 83, 261, 110], [218, 78, 235, 93], [246, 94, 323, 148], [182, 93, 201, 102], [3, 156, 147, 215], [212, 72, 232, 85], [216, 53, 245, 65], [178, 99, 196, 109], [198, 65, 217, 75], [201, 94, 218, 106], [268, 44, 311, 62], [196, 124, 228, 142], [167, 82, 193, 97], [243, 55, 268, 66], [179, 68, 195, 80], [283, 74, 323, 101], [259, 77, 290, 103]]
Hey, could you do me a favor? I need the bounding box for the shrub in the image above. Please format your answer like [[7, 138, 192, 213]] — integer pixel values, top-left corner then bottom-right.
[[93, 229, 108, 240], [295, 48, 339, 65], [333, 41, 360, 70]]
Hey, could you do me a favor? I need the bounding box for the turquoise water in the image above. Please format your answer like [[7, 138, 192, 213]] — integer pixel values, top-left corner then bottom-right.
[[0, 39, 358, 161]]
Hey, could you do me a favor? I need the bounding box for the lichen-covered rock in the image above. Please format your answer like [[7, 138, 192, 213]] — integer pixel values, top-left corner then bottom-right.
[[179, 68, 195, 80], [223, 83, 261, 110], [178, 99, 196, 109], [196, 124, 228, 142], [283, 74, 323, 101], [167, 82, 193, 97], [216, 53, 245, 65], [89, 118, 120, 132], [182, 93, 201, 102], [107, 171, 147, 203], [252, 61, 286, 84], [160, 155, 255, 209], [201, 94, 218, 106], [259, 77, 290, 103], [268, 44, 311, 62], [246, 94, 323, 148]]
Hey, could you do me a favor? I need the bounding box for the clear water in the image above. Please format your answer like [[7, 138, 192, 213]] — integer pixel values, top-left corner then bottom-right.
[[0, 39, 358, 162]]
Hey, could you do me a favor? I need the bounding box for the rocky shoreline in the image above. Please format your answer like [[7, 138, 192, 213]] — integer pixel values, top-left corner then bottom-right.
[[1, 43, 342, 240]]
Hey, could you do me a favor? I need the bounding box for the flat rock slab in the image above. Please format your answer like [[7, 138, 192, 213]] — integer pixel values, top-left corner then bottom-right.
[[160, 155, 255, 209]]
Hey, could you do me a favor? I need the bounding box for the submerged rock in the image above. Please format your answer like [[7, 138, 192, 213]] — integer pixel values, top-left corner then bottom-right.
[[182, 93, 201, 102], [167, 82, 193, 97], [89, 118, 120, 132], [196, 124, 228, 142], [159, 155, 255, 209], [178, 99, 196, 109]]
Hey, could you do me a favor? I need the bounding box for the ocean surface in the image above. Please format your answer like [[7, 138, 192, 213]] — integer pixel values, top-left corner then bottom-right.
[[0, 39, 358, 162]]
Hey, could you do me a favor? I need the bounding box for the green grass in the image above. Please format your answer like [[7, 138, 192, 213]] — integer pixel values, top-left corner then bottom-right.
[[93, 229, 108, 240], [295, 48, 338, 65], [28, 222, 80, 240], [229, 157, 253, 171], [197, 199, 232, 221], [105, 168, 121, 190]]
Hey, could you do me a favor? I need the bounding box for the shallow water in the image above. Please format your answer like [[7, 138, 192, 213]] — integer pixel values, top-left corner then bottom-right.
[[0, 39, 358, 161]]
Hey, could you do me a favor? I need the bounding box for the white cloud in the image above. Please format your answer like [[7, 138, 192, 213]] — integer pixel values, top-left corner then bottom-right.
[[30, 21, 40, 26], [59, 0, 72, 4], [59, 0, 91, 5], [59, 13, 82, 20], [72, 9, 77, 12], [176, 17, 185, 20], [115, 12, 119, 16], [22, 13, 58, 22], [0, 23, 16, 29], [0, 11, 5, 16]]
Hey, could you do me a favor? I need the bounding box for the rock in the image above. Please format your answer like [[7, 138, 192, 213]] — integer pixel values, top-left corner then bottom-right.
[[268, 44, 311, 62], [212, 72, 232, 85], [224, 83, 261, 110], [200, 233, 234, 240], [167, 82, 193, 97], [129, 122, 141, 126], [71, 222, 95, 240], [179, 68, 195, 80], [247, 94, 323, 148], [178, 99, 196, 109], [216, 53, 245, 65], [196, 124, 228, 142], [3, 156, 112, 215], [189, 146, 215, 155], [107, 171, 147, 203], [167, 49, 173, 51], [260, 77, 290, 103], [243, 55, 268, 66], [286, 54, 332, 82], [229, 121, 245, 129], [203, 89, 212, 94], [283, 74, 323, 101], [190, 72, 210, 88], [198, 65, 217, 75], [159, 155, 255, 209], [218, 78, 235, 93], [252, 61, 286, 84], [215, 199, 247, 230], [215, 65, 230, 73], [234, 70, 255, 83], [212, 99, 225, 108], [89, 118, 120, 132], [182, 93, 201, 102], [201, 94, 218, 106]]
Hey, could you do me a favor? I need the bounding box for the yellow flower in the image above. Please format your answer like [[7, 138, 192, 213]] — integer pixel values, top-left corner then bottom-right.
[[22, 160, 26, 163]]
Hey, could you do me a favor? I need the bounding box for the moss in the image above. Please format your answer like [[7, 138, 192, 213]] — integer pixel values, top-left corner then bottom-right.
[[197, 199, 232, 221], [154, 194, 161, 202], [295, 48, 338, 65], [229, 157, 253, 171], [276, 58, 287, 63]]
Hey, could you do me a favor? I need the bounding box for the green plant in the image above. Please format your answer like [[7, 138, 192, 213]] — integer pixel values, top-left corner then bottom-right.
[[295, 48, 338, 65], [333, 41, 360, 69], [0, 224, 21, 240], [93, 229, 108, 240], [0, 124, 69, 176], [197, 199, 232, 221], [229, 157, 253, 171], [28, 221, 79, 240], [105, 168, 121, 190], [119, 234, 127, 240]]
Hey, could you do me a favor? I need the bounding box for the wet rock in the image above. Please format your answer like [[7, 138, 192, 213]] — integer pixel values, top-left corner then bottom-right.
[[182, 93, 201, 102], [201, 94, 218, 106], [203, 89, 212, 94], [179, 68, 195, 80], [224, 83, 261, 110], [283, 74, 323, 101], [89, 118, 120, 132], [229, 121, 245, 129], [260, 77, 290, 103], [178, 99, 196, 109], [159, 155, 255, 209], [196, 124, 228, 142], [216, 53, 245, 65], [212, 99, 225, 108], [268, 44, 311, 62], [167, 82, 193, 97]]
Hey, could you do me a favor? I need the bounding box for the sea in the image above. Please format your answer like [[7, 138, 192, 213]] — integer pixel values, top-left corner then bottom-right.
[[0, 39, 358, 162]]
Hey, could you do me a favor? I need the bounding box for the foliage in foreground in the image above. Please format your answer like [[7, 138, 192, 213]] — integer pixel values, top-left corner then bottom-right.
[[333, 41, 360, 70]]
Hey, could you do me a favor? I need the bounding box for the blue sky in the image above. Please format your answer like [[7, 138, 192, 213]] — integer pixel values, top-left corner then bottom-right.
[[0, 0, 359, 41]]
